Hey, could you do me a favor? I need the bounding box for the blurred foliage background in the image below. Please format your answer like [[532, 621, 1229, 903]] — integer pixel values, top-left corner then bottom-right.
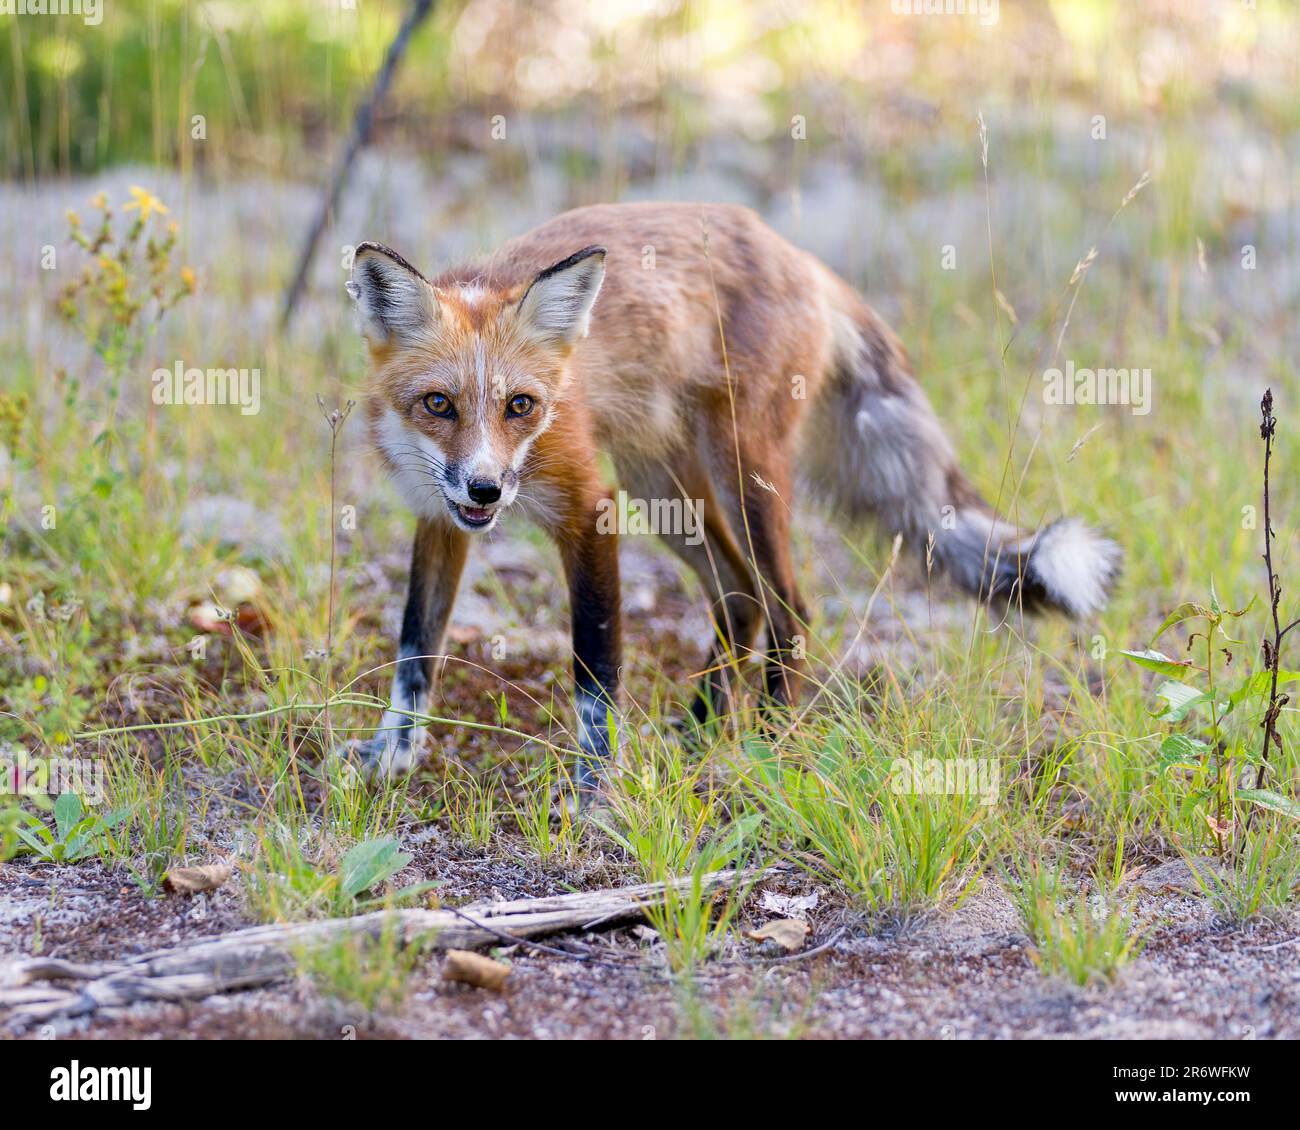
[[5, 0, 1297, 181]]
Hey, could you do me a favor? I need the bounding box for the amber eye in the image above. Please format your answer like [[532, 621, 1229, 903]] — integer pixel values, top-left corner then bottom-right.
[[423, 392, 455, 419], [507, 394, 534, 418]]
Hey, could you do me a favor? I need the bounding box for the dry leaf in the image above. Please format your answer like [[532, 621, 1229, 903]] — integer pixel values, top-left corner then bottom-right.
[[443, 949, 510, 990], [758, 890, 819, 918], [186, 566, 270, 637], [1205, 814, 1234, 838], [188, 602, 269, 637], [213, 565, 262, 606], [164, 864, 231, 895], [744, 918, 811, 953]]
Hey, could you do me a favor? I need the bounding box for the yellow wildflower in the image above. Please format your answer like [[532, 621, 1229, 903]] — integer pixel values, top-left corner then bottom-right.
[[123, 186, 168, 222]]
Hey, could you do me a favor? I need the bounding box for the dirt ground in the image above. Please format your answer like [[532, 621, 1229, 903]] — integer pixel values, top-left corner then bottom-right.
[[4, 846, 1297, 1040]]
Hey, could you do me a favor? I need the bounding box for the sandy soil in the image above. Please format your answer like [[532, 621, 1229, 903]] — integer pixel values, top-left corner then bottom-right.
[[4, 847, 1297, 1041]]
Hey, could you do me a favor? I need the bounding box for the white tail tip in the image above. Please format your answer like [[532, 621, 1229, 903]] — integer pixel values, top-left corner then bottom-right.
[[1027, 518, 1122, 618]]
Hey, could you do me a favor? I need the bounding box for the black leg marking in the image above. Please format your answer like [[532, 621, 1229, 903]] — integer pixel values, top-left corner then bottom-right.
[[564, 520, 623, 794], [352, 520, 468, 778]]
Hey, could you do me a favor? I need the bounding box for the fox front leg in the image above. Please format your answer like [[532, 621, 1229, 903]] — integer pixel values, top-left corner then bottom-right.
[[353, 519, 468, 777], [559, 500, 623, 796]]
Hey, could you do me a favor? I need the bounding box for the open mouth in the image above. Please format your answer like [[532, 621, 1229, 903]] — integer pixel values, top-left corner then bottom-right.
[[454, 503, 497, 528]]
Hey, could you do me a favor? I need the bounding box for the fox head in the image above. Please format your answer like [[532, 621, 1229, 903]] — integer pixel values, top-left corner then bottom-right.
[[348, 242, 605, 533]]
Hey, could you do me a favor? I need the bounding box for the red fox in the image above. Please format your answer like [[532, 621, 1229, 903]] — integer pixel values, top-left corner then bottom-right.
[[346, 202, 1119, 788]]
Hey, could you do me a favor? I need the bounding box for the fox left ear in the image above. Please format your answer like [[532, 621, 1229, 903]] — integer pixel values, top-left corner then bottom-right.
[[516, 246, 606, 347], [347, 242, 438, 345]]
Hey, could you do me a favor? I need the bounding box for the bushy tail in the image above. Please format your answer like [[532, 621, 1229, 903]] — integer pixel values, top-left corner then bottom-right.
[[801, 286, 1120, 617]]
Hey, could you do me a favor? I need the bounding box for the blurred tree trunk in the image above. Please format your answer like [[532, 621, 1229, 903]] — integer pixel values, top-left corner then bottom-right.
[[280, 0, 436, 330]]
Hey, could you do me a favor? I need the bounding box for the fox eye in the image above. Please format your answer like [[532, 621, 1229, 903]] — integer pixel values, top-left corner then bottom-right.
[[507, 394, 534, 418], [423, 392, 455, 419]]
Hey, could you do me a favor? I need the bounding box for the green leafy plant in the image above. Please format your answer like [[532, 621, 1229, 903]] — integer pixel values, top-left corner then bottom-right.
[[338, 837, 413, 902], [246, 832, 434, 923], [0, 803, 21, 862], [0, 596, 98, 746], [1119, 588, 1265, 848], [1122, 391, 1299, 848], [1122, 615, 1300, 850], [15, 792, 127, 863]]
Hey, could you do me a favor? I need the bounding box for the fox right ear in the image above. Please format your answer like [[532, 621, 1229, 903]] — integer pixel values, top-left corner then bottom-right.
[[347, 243, 438, 345], [516, 246, 606, 348]]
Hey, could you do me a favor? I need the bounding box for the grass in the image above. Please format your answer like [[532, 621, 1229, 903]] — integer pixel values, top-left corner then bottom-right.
[[511, 753, 578, 861], [97, 743, 191, 894], [440, 768, 501, 850], [593, 735, 763, 970], [298, 918, 432, 1016], [1191, 822, 1300, 925], [1, 5, 1298, 1035], [743, 697, 990, 918], [673, 980, 815, 1040], [1004, 855, 1146, 986]]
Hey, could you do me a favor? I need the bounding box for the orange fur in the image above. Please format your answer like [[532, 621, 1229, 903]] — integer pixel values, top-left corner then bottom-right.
[[347, 202, 1118, 784]]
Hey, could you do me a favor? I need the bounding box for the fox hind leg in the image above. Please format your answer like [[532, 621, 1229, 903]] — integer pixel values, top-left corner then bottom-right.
[[683, 527, 763, 727], [705, 438, 809, 711], [618, 456, 761, 727]]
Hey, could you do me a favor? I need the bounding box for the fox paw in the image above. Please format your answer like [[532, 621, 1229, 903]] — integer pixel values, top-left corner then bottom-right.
[[336, 730, 417, 781], [553, 774, 617, 830]]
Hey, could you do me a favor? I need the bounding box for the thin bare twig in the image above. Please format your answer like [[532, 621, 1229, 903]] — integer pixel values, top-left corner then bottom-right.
[[1256, 389, 1290, 790], [316, 395, 355, 754]]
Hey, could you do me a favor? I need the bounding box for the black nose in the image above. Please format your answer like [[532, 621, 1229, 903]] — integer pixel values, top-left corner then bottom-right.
[[467, 479, 501, 506]]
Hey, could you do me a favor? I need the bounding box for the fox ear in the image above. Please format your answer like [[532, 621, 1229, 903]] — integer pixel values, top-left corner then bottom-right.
[[516, 246, 605, 347], [347, 242, 438, 344]]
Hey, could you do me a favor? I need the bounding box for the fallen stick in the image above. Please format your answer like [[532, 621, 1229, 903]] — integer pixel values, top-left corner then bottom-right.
[[0, 867, 767, 1026]]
